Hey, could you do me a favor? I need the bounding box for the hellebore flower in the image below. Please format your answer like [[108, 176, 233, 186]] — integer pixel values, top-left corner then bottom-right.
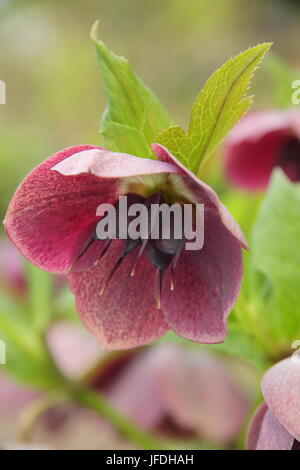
[[0, 322, 248, 449], [224, 110, 300, 191], [247, 357, 300, 450], [4, 144, 247, 348], [106, 344, 249, 444], [50, 343, 248, 447]]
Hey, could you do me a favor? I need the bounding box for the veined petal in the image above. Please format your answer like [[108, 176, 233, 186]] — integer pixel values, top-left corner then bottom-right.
[[248, 405, 294, 450], [4, 146, 179, 274], [68, 239, 169, 350], [262, 357, 300, 442], [4, 145, 115, 273], [161, 209, 243, 343]]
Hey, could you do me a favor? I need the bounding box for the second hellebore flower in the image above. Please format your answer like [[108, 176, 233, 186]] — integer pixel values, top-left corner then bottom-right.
[[224, 110, 300, 191], [4, 144, 247, 348], [247, 357, 300, 450]]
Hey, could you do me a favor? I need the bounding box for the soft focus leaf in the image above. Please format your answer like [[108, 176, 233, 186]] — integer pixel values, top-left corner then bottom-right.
[[265, 52, 299, 108], [0, 292, 63, 388], [26, 262, 53, 333], [251, 170, 300, 342], [156, 43, 272, 173], [207, 324, 269, 370], [160, 324, 268, 370], [91, 22, 173, 158]]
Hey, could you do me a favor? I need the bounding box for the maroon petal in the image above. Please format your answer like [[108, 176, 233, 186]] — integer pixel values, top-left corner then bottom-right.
[[68, 239, 169, 349], [151, 144, 245, 343], [4, 145, 113, 273], [292, 440, 300, 450], [4, 146, 179, 274], [160, 208, 243, 343], [152, 143, 248, 250], [262, 357, 300, 442], [248, 404, 294, 450], [224, 110, 299, 191]]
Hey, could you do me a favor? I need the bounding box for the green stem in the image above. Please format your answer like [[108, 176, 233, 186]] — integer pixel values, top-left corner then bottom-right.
[[71, 386, 163, 450]]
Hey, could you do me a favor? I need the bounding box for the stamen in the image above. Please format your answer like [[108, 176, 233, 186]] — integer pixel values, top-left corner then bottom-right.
[[94, 239, 112, 265], [68, 232, 97, 273], [99, 238, 141, 295], [146, 242, 173, 309], [130, 239, 148, 277], [157, 268, 165, 309], [170, 264, 175, 291], [99, 254, 125, 295]]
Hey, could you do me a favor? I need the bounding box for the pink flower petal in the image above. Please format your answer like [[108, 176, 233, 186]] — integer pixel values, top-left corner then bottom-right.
[[224, 110, 300, 191], [248, 405, 294, 450], [262, 357, 300, 442], [152, 345, 248, 442], [4, 146, 179, 274], [247, 403, 268, 450], [4, 145, 116, 273], [52, 147, 178, 178], [68, 239, 169, 349], [161, 209, 243, 343], [47, 321, 104, 381], [0, 373, 38, 442], [107, 349, 165, 430]]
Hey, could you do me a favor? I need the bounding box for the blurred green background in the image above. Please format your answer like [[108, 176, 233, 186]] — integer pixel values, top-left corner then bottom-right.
[[1, 0, 300, 224]]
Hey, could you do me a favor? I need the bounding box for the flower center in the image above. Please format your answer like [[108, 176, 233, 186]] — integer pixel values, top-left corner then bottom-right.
[[276, 136, 300, 182], [73, 192, 186, 308]]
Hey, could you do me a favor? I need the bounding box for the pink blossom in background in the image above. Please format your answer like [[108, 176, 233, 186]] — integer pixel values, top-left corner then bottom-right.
[[0, 323, 250, 449], [224, 110, 300, 191], [0, 238, 27, 296], [248, 357, 300, 450]]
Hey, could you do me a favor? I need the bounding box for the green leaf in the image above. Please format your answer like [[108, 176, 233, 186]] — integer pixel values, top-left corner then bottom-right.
[[26, 262, 53, 333], [155, 43, 272, 173], [251, 170, 300, 343], [206, 325, 269, 370], [0, 293, 62, 388], [91, 22, 173, 158]]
